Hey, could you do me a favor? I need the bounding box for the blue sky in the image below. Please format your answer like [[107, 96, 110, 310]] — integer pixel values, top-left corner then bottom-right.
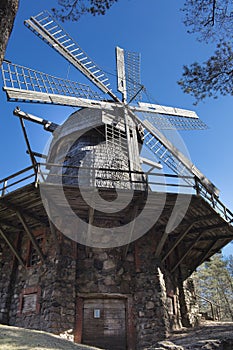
[[0, 0, 232, 255]]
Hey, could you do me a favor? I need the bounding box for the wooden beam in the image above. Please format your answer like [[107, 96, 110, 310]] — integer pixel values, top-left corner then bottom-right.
[[162, 222, 195, 262], [116, 46, 127, 102], [48, 220, 60, 254], [162, 214, 216, 262], [0, 225, 26, 268], [0, 197, 47, 226], [184, 234, 233, 242], [85, 206, 94, 248], [171, 232, 203, 273], [124, 204, 139, 257], [16, 211, 45, 264], [188, 222, 230, 235], [155, 229, 169, 258], [171, 220, 233, 273], [42, 196, 60, 253], [193, 240, 218, 270], [0, 218, 22, 230]]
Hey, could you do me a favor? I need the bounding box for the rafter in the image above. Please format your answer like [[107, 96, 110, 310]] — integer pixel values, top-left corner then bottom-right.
[[162, 222, 195, 262], [187, 222, 230, 235], [162, 214, 217, 262], [154, 230, 169, 258], [0, 197, 47, 226], [85, 206, 94, 248], [171, 232, 203, 273], [123, 203, 139, 257], [0, 225, 25, 268], [184, 234, 233, 243], [0, 218, 22, 230], [16, 211, 45, 264], [193, 240, 218, 271], [48, 220, 60, 254]]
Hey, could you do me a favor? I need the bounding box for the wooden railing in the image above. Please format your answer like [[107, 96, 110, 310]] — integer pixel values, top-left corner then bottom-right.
[[0, 165, 37, 196], [196, 294, 221, 321], [0, 162, 232, 225]]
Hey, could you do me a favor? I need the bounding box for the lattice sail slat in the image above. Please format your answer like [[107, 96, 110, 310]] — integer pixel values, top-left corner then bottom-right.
[[131, 114, 219, 196], [137, 112, 208, 130], [24, 10, 119, 102], [124, 49, 142, 102], [1, 61, 104, 103]]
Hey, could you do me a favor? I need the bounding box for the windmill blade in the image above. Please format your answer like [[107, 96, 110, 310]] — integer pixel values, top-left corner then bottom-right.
[[129, 110, 219, 197], [24, 11, 120, 102], [116, 47, 142, 103], [1, 61, 110, 107], [131, 102, 208, 130], [116, 47, 127, 102], [134, 102, 199, 118], [124, 49, 142, 103], [135, 112, 208, 131]]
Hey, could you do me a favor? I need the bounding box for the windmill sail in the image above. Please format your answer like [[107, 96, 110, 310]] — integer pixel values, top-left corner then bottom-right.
[[116, 47, 127, 102], [129, 111, 219, 196], [124, 49, 142, 102], [116, 46, 142, 103], [1, 61, 107, 107], [24, 11, 119, 102], [131, 102, 208, 130], [137, 112, 208, 130]]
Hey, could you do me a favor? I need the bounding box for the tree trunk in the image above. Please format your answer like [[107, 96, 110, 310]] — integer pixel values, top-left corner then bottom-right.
[[0, 0, 19, 66]]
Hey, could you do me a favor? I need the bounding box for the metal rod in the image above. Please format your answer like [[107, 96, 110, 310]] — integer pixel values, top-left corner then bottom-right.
[[127, 85, 145, 105], [26, 150, 47, 159], [19, 117, 37, 172]]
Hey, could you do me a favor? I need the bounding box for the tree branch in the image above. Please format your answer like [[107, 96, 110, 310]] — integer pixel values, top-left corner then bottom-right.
[[204, 0, 216, 27]]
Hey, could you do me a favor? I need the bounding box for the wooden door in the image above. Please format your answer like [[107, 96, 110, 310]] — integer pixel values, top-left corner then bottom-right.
[[82, 298, 127, 350]]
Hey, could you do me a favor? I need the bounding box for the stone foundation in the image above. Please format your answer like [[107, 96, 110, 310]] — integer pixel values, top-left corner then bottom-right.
[[0, 226, 200, 349]]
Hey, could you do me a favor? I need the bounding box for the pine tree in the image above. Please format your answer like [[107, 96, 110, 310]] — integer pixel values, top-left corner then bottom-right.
[[192, 253, 233, 321]]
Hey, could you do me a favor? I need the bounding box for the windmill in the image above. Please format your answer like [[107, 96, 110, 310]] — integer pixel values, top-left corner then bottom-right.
[[1, 11, 218, 197], [1, 13, 233, 347]]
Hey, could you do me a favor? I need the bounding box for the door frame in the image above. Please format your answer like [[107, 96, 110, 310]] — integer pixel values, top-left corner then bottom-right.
[[74, 293, 135, 350]]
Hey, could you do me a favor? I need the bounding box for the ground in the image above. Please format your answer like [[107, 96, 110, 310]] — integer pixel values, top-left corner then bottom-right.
[[0, 321, 233, 350], [0, 324, 99, 350], [151, 321, 233, 350]]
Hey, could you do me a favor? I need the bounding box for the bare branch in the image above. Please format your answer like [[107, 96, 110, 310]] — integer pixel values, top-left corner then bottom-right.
[[52, 0, 119, 22], [178, 41, 233, 104]]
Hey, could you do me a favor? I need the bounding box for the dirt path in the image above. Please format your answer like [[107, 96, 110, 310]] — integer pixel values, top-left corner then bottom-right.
[[152, 321, 233, 349]]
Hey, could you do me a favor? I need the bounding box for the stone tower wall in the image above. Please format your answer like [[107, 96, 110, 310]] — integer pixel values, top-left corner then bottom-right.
[[0, 235, 19, 324], [0, 225, 203, 348]]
